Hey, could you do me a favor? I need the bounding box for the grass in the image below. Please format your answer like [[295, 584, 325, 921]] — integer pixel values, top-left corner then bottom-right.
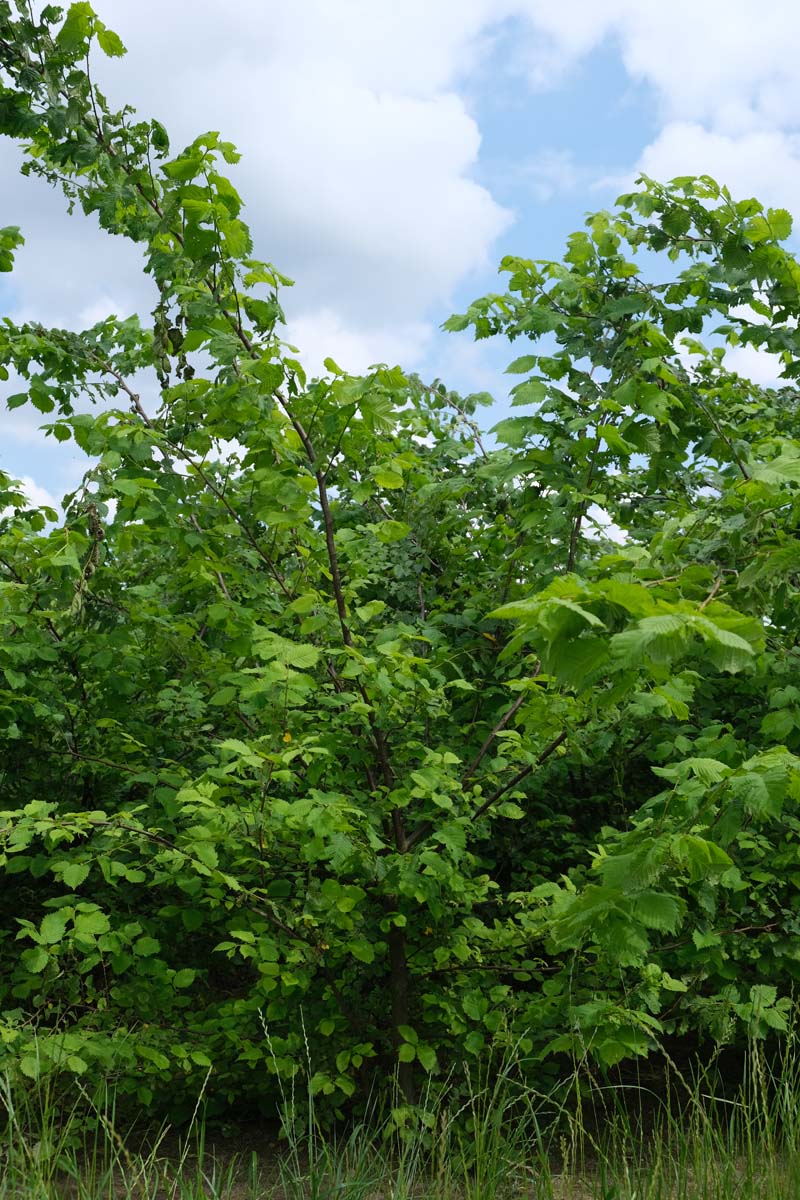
[[3, 1036, 800, 1199]]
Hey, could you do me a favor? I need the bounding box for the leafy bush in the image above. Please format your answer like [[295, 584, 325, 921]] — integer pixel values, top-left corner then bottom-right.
[[2, 0, 800, 1121]]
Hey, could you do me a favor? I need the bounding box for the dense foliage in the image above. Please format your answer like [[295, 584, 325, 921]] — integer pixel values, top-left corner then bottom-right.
[[3, 0, 800, 1123]]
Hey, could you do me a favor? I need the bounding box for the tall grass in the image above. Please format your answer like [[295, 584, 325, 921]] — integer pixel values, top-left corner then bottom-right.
[[3, 1031, 800, 1198]]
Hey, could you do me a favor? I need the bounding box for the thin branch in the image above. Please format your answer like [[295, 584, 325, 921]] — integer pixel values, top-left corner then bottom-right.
[[462, 683, 532, 782], [471, 729, 569, 822], [66, 747, 141, 774], [188, 514, 232, 599], [88, 817, 309, 944], [88, 353, 293, 600], [694, 396, 751, 481], [698, 576, 723, 610], [406, 728, 569, 852]]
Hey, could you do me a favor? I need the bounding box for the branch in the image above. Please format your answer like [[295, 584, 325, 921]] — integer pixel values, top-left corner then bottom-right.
[[89, 817, 310, 945], [462, 665, 540, 781], [567, 433, 601, 574], [86, 352, 293, 600], [693, 396, 751, 481], [471, 730, 569, 822], [698, 575, 723, 610], [0, 554, 63, 642], [406, 728, 569, 852]]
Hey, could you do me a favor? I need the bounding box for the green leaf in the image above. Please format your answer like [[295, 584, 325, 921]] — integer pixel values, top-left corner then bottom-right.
[[416, 1044, 437, 1072], [39, 912, 68, 945], [163, 156, 203, 182], [57, 3, 95, 51], [133, 936, 161, 957], [767, 208, 793, 240], [373, 466, 404, 490], [442, 313, 469, 331], [62, 862, 90, 889], [631, 890, 685, 933], [96, 24, 126, 56], [347, 940, 375, 964], [496, 802, 525, 820], [490, 417, 537, 447], [729, 771, 782, 820], [375, 520, 411, 544], [598, 424, 636, 456], [193, 843, 219, 870], [74, 909, 110, 937], [19, 1056, 40, 1080], [397, 1043, 416, 1063], [611, 614, 690, 667], [21, 946, 49, 974], [505, 355, 539, 374]]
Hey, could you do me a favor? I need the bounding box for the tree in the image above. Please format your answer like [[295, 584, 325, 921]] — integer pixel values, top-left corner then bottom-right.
[[1, 1, 800, 1120]]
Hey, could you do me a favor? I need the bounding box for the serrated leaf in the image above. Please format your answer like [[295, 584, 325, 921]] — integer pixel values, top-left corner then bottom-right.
[[375, 520, 411, 544], [19, 1056, 40, 1080], [373, 466, 404, 490], [39, 911, 67, 945], [134, 936, 161, 957], [631, 890, 685, 932], [505, 355, 539, 374], [96, 25, 126, 56], [62, 862, 89, 889], [56, 2, 94, 51], [21, 946, 49, 974], [442, 313, 469, 331], [74, 909, 110, 936]]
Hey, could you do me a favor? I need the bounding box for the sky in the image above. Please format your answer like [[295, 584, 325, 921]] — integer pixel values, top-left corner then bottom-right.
[[3, 0, 800, 511]]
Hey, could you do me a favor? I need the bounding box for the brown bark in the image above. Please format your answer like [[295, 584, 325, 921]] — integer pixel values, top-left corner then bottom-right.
[[386, 918, 416, 1104]]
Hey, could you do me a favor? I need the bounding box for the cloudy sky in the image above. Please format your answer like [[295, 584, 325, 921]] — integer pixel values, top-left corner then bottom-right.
[[2, 0, 799, 509]]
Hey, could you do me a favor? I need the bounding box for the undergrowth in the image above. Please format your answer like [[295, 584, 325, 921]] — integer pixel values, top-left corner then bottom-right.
[[3, 1032, 800, 1198]]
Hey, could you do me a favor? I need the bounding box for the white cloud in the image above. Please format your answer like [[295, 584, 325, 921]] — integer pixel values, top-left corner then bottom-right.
[[511, 3, 800, 229], [724, 344, 784, 389], [6, 0, 800, 490], [287, 309, 434, 378], [3, 0, 516, 479], [89, 0, 513, 327], [3, 475, 60, 514], [586, 501, 626, 545], [1, 143, 153, 328], [629, 124, 800, 211], [513, 2, 800, 135], [510, 148, 581, 203], [19, 475, 59, 511]]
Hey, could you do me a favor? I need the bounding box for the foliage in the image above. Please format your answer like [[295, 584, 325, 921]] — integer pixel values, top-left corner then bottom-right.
[[6, 1040, 800, 1199], [2, 0, 800, 1121]]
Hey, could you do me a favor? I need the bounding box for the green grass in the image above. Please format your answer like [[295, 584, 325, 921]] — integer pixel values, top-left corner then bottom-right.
[[3, 1036, 800, 1199]]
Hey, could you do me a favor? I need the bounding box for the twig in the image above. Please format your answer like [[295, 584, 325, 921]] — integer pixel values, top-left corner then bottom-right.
[[698, 576, 722, 610], [406, 727, 569, 851], [462, 671, 539, 781]]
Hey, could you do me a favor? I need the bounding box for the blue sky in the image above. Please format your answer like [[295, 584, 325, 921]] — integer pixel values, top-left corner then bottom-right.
[[2, 0, 797, 510]]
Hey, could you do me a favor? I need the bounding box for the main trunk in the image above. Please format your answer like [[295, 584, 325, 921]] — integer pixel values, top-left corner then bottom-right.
[[387, 918, 416, 1104]]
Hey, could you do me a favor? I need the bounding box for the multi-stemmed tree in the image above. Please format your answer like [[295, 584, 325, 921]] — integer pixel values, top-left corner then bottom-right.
[[2, 0, 800, 1119]]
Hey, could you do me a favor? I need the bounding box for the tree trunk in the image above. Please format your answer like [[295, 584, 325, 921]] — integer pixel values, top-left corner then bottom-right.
[[387, 916, 416, 1104]]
